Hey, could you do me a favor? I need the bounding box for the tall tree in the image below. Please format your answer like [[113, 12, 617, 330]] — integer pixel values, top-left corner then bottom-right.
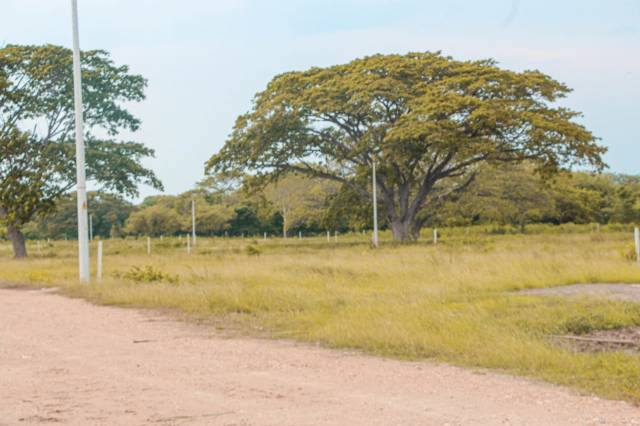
[[262, 173, 338, 238], [207, 52, 605, 241], [0, 44, 162, 257]]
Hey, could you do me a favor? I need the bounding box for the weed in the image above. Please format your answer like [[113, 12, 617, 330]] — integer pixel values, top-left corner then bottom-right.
[[114, 265, 180, 284]]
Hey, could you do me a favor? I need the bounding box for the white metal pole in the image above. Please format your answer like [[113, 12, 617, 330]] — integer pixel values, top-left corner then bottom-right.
[[372, 160, 379, 248], [71, 0, 90, 282], [634, 227, 640, 264], [96, 241, 103, 281], [191, 199, 196, 246]]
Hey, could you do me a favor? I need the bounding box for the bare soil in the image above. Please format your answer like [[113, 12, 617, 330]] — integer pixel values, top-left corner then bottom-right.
[[518, 283, 640, 302], [1, 288, 639, 425], [552, 328, 640, 353]]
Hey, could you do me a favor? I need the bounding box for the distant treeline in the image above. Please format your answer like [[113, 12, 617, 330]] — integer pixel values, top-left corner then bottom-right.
[[16, 164, 640, 240]]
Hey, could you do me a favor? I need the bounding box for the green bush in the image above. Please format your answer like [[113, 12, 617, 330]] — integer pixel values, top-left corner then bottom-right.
[[114, 265, 180, 284], [245, 245, 261, 256]]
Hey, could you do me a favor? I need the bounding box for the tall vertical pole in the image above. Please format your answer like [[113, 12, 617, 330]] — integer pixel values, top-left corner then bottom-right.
[[191, 199, 196, 246], [372, 160, 379, 248], [634, 227, 640, 264], [71, 0, 90, 282]]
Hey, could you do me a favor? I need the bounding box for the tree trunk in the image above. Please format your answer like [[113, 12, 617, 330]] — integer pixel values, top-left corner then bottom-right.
[[7, 224, 27, 259], [390, 218, 414, 242], [282, 206, 288, 239]]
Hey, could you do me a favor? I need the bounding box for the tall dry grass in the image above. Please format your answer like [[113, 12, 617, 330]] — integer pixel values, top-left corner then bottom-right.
[[1, 229, 640, 402]]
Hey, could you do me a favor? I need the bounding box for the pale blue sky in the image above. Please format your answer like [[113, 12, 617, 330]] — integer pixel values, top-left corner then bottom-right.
[[2, 0, 639, 199]]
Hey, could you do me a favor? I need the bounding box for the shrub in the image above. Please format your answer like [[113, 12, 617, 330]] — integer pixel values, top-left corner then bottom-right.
[[245, 245, 261, 256], [114, 265, 180, 284]]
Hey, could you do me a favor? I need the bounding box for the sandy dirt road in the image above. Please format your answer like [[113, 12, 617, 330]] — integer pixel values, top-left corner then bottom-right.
[[1, 288, 639, 426]]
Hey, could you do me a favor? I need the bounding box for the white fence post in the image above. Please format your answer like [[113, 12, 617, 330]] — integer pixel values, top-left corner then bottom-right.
[[264, 232, 267, 241], [191, 199, 197, 246], [433, 228, 438, 245], [96, 241, 103, 281]]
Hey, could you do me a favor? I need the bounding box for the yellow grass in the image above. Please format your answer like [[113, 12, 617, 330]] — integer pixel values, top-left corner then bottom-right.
[[2, 229, 640, 403]]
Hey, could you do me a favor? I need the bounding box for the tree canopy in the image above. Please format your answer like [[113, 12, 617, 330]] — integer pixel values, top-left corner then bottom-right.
[[0, 44, 162, 257], [207, 52, 605, 241]]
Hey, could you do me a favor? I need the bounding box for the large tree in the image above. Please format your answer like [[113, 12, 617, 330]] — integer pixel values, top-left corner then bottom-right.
[[0, 44, 162, 257], [207, 52, 605, 241]]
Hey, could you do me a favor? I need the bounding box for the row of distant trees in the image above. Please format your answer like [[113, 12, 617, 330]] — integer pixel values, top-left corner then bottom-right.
[[14, 165, 640, 241]]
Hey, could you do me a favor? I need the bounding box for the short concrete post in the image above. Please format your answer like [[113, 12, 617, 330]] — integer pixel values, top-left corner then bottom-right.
[[264, 232, 267, 241], [327, 231, 330, 242], [299, 231, 302, 240], [334, 231, 338, 243], [433, 229, 438, 245]]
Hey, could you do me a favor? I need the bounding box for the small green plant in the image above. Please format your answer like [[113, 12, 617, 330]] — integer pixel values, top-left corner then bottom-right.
[[245, 245, 261, 256], [114, 265, 180, 284]]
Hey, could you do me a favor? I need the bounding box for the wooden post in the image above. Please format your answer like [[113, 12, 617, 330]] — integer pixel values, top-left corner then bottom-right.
[[634, 227, 640, 264], [96, 241, 103, 281]]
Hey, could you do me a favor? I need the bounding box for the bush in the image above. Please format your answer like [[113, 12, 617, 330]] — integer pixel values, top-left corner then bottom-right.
[[245, 245, 261, 256], [114, 265, 180, 284]]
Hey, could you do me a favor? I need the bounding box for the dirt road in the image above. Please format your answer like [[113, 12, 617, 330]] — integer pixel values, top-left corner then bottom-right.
[[1, 288, 639, 425]]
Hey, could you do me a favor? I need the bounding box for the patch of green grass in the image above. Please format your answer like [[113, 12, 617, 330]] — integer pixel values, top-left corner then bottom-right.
[[1, 229, 640, 403]]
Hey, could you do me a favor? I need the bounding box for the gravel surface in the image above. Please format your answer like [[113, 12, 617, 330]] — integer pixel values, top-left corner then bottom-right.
[[1, 288, 639, 425], [518, 283, 640, 302]]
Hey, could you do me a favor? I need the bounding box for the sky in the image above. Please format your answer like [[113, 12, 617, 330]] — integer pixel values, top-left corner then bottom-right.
[[2, 0, 639, 200]]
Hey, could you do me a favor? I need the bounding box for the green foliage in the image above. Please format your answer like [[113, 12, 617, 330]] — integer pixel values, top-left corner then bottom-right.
[[114, 265, 179, 284], [262, 173, 339, 237], [207, 52, 605, 242], [245, 245, 261, 256], [24, 192, 133, 239], [0, 44, 162, 256]]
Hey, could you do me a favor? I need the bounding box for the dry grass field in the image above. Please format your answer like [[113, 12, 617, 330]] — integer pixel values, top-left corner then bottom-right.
[[2, 226, 640, 404]]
